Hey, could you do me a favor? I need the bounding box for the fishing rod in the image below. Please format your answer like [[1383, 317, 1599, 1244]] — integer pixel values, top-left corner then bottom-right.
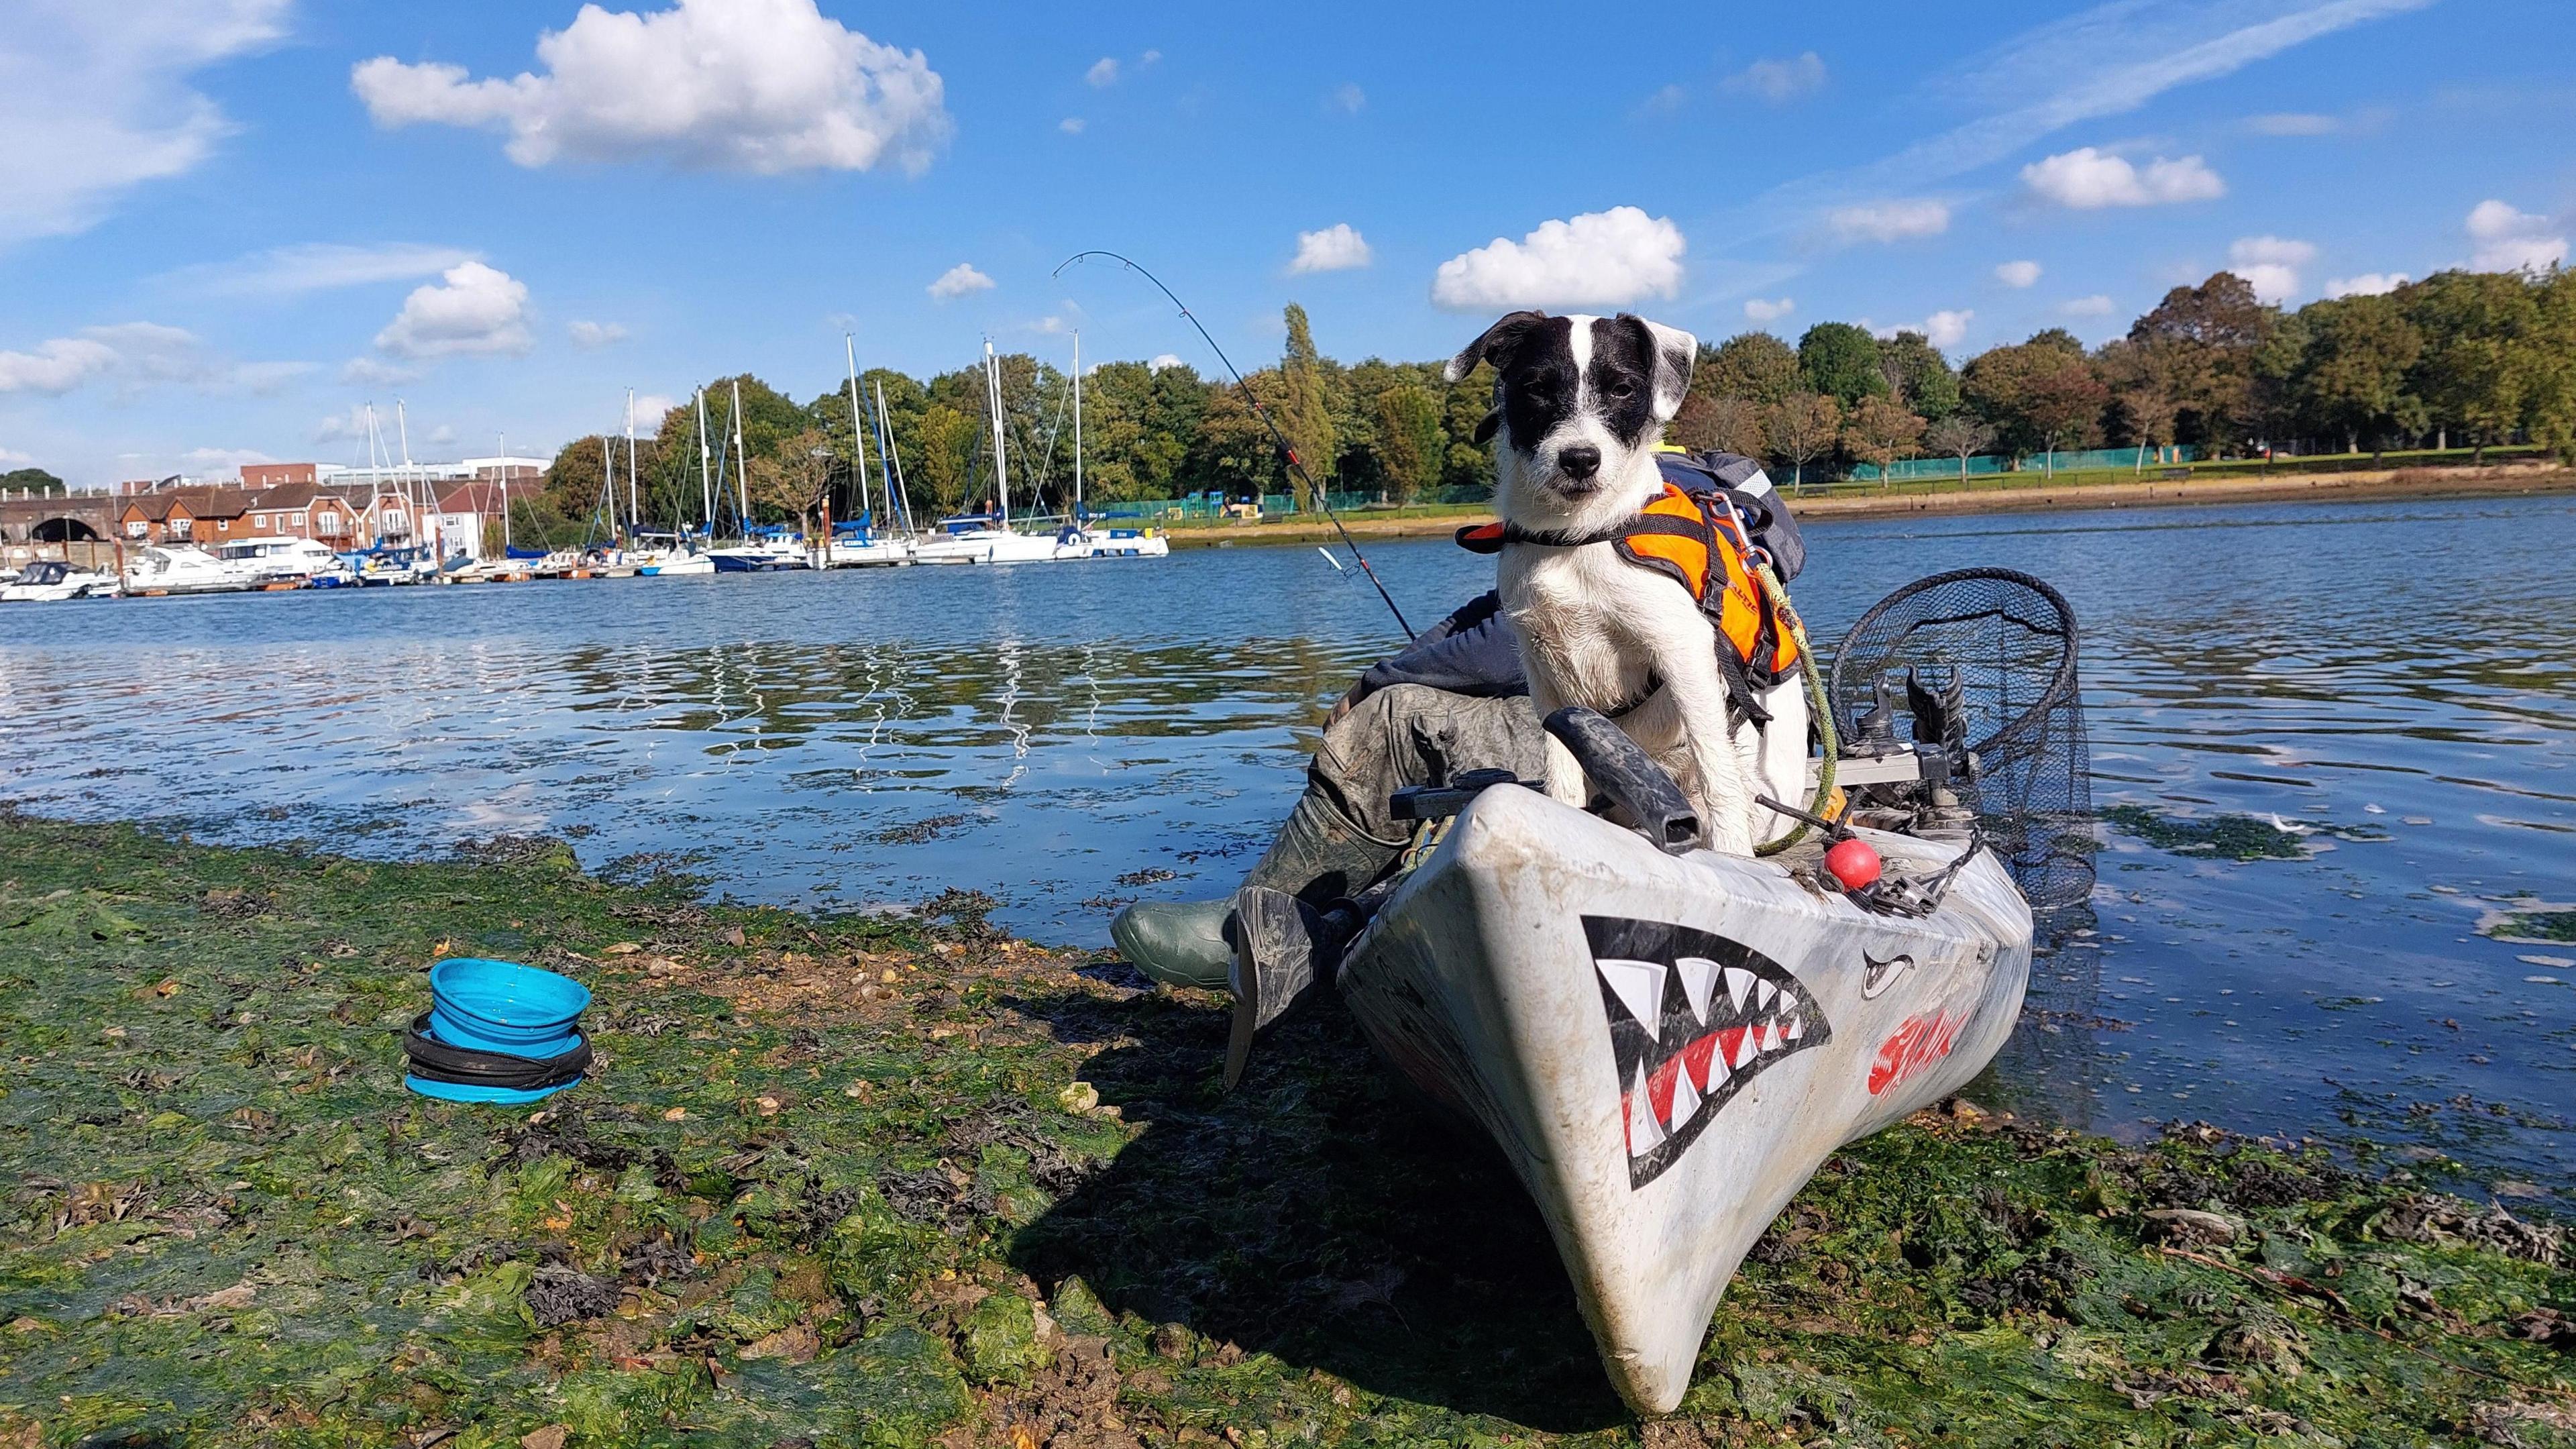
[[1053, 250, 1415, 638]]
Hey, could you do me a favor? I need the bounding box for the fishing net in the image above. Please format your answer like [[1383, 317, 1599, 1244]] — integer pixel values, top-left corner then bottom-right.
[[1826, 568, 2094, 915]]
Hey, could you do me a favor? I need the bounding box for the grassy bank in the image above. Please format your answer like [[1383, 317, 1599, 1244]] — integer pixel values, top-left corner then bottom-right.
[[1160, 458, 2576, 549], [2, 812, 2570, 1447]]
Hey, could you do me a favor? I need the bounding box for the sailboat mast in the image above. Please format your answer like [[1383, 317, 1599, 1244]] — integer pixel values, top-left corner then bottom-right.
[[844, 335, 872, 523], [873, 381, 913, 535], [983, 340, 1010, 526], [1071, 332, 1083, 520], [499, 433, 511, 555], [695, 390, 714, 538], [729, 378, 751, 536], [624, 390, 639, 541]]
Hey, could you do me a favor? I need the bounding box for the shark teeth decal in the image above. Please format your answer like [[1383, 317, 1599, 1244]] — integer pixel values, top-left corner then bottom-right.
[[1586, 916, 1832, 1189]]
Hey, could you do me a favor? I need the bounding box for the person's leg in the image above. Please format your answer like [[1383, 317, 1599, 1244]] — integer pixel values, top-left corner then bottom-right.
[[1112, 687, 1545, 987]]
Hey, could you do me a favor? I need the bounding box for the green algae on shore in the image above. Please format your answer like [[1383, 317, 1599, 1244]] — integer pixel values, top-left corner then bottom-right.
[[1, 812, 2569, 1448]]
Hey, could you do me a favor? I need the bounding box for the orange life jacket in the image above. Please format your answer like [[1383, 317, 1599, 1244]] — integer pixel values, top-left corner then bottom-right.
[[1457, 482, 1801, 690]]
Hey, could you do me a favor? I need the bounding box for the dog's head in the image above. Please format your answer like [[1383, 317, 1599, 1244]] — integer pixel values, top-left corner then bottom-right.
[[1444, 311, 1697, 511]]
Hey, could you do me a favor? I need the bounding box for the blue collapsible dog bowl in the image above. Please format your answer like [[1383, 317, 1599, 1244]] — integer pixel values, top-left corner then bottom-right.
[[427, 957, 590, 1056], [407, 958, 592, 1104]]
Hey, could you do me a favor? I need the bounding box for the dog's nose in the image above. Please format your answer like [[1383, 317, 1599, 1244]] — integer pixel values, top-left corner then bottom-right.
[[1558, 444, 1602, 480]]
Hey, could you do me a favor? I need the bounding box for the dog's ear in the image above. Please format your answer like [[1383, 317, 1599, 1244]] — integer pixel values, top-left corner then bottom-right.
[[1444, 311, 1549, 384], [1620, 315, 1697, 422], [1471, 409, 1502, 445]]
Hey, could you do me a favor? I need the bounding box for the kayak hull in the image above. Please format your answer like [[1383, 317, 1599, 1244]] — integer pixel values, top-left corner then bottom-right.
[[1337, 785, 2032, 1415]]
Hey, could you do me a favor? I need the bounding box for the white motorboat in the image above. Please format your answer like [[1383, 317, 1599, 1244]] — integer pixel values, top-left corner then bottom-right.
[[1055, 522, 1171, 559], [637, 549, 716, 577], [1049, 334, 1170, 562], [217, 536, 356, 588], [823, 533, 914, 568], [0, 559, 120, 601], [122, 545, 254, 596]]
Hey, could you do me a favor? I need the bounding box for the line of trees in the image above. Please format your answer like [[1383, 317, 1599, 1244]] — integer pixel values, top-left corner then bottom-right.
[[527, 264, 2576, 537]]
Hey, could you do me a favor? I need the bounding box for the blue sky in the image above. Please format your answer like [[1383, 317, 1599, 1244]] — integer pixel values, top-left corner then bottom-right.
[[3, 0, 2570, 486]]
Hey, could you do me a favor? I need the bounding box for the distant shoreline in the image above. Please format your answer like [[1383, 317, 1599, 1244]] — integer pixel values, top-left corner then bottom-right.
[[1161, 462, 2576, 548]]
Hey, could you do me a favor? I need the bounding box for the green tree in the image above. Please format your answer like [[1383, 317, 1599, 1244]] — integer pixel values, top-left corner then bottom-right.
[[1962, 341, 2108, 471], [0, 466, 64, 494], [1275, 304, 1336, 505], [2528, 267, 2576, 464], [2126, 273, 2273, 451], [1875, 331, 1960, 420], [1699, 332, 1803, 405], [911, 405, 979, 515], [1373, 384, 1444, 504], [2291, 294, 2424, 455], [2402, 269, 2540, 461], [1796, 322, 1888, 408]]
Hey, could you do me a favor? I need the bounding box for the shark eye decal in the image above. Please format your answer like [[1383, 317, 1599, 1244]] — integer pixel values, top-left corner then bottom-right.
[[1585, 916, 1831, 1189]]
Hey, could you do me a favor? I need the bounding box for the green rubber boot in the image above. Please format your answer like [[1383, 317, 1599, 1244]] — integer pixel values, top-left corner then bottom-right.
[[1108, 788, 1401, 990], [1108, 898, 1234, 990]]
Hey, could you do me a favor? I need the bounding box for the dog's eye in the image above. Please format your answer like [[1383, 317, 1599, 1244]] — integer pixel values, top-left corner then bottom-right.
[[1607, 380, 1637, 399]]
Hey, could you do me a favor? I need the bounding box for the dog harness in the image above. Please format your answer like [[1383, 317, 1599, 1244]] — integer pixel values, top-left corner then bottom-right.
[[1457, 482, 1802, 710]]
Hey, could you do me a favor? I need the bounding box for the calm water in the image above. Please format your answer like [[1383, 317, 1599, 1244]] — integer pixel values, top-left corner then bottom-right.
[[4, 495, 2572, 1189]]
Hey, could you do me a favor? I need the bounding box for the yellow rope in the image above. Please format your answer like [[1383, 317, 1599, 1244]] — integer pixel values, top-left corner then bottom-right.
[[1754, 557, 1838, 857]]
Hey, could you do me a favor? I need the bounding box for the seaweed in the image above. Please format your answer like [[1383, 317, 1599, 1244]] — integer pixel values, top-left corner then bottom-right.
[[0, 810, 2569, 1447], [2101, 804, 2314, 860]]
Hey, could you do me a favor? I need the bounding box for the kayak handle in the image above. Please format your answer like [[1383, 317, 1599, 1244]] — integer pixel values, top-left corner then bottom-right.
[[1544, 706, 1701, 855]]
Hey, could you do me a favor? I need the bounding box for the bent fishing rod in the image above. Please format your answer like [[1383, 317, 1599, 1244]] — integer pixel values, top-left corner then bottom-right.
[[1053, 250, 1414, 639]]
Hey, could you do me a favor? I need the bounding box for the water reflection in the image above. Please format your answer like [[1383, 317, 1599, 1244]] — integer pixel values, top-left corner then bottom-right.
[[3, 494, 2571, 1189]]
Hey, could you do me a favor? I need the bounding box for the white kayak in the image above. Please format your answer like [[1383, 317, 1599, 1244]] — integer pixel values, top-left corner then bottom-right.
[[1336, 783, 2033, 1416]]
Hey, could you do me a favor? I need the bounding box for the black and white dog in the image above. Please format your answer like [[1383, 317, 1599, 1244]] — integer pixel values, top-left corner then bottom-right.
[[1444, 311, 1807, 856]]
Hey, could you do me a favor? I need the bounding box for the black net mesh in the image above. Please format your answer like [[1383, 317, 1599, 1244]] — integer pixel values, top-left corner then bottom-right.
[[1826, 568, 2094, 914]]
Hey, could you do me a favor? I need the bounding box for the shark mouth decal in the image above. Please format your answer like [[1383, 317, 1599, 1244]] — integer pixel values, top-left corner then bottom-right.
[[1585, 916, 1831, 1189]]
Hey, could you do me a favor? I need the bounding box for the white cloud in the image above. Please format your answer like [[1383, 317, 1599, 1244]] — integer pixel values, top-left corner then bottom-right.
[[0, 336, 121, 394], [168, 242, 480, 298], [1141, 50, 1161, 66], [1743, 297, 1795, 323], [927, 262, 994, 301], [2060, 294, 2116, 317], [1636, 83, 1690, 118], [632, 394, 677, 432], [313, 406, 373, 445], [1289, 223, 1372, 274], [1327, 83, 1366, 115], [1430, 207, 1686, 311], [373, 261, 533, 359], [1745, 1, 2428, 252], [1148, 354, 1183, 372], [0, 321, 281, 396], [2465, 199, 2568, 274], [2324, 272, 2408, 298], [1915, 310, 1974, 350], [1085, 57, 1120, 87], [2247, 111, 2339, 136], [2021, 147, 2224, 208], [568, 320, 627, 348], [1826, 199, 1950, 244], [350, 0, 951, 176], [2226, 235, 2316, 303], [0, 0, 288, 244], [1995, 260, 2043, 288], [339, 356, 421, 386], [1058, 117, 1085, 134], [1725, 52, 1827, 103]]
